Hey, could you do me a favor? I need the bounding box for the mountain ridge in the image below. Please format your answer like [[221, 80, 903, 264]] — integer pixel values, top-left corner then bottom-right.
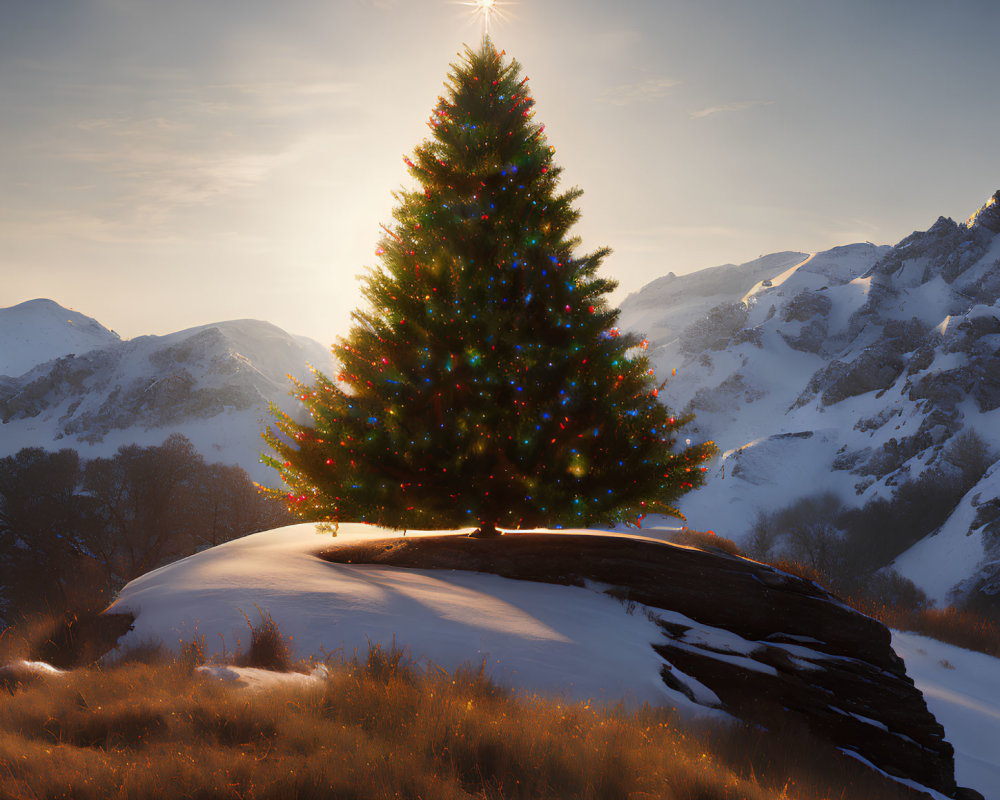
[[618, 190, 1000, 614], [0, 300, 334, 484]]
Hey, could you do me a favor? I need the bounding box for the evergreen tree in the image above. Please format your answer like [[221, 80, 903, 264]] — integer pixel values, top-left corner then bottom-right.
[[264, 40, 715, 535]]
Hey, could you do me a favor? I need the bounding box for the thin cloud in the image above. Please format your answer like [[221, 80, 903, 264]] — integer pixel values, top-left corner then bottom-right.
[[603, 77, 680, 106], [689, 100, 773, 119]]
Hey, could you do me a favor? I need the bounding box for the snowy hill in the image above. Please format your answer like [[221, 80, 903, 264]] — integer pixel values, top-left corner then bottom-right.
[[0, 301, 335, 483], [107, 524, 994, 799], [0, 299, 121, 378], [618, 191, 1000, 611]]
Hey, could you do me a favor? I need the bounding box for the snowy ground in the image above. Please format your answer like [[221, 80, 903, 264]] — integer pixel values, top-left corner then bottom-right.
[[108, 524, 1000, 799], [109, 523, 687, 710], [891, 632, 1000, 799]]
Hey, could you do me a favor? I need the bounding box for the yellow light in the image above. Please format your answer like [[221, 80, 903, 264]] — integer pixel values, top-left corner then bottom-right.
[[459, 0, 509, 37]]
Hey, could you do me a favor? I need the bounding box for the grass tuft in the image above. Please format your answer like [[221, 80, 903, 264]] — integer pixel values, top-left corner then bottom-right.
[[237, 606, 293, 671], [668, 528, 744, 556]]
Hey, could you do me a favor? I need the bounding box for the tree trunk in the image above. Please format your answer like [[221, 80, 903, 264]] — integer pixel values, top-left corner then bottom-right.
[[471, 520, 501, 538]]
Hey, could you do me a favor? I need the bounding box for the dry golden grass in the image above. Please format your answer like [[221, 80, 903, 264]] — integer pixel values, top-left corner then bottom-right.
[[0, 642, 925, 800], [863, 603, 1000, 658], [665, 528, 743, 556]]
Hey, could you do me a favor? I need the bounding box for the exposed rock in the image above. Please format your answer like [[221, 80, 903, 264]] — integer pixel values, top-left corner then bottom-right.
[[908, 368, 968, 413], [821, 348, 906, 405], [833, 448, 868, 471], [965, 190, 1000, 234], [855, 407, 901, 433], [957, 257, 1000, 305], [884, 318, 933, 353], [320, 533, 960, 798], [732, 326, 764, 348], [796, 321, 933, 408], [945, 314, 1000, 354], [686, 374, 764, 414], [905, 344, 937, 376], [781, 318, 828, 354], [867, 216, 988, 286], [680, 302, 750, 354], [908, 356, 1000, 414], [855, 434, 931, 478], [970, 496, 1000, 533], [782, 290, 832, 323]]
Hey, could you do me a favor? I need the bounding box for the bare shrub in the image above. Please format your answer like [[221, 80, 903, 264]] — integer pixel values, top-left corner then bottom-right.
[[237, 607, 292, 671], [178, 632, 207, 669], [744, 510, 778, 560], [943, 427, 995, 490], [361, 639, 417, 683]]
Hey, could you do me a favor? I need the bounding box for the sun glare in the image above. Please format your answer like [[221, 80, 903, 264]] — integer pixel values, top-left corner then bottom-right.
[[458, 0, 511, 37]]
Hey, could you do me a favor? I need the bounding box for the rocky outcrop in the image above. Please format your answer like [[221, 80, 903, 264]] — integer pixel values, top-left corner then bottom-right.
[[320, 533, 964, 798], [965, 190, 1000, 234], [782, 290, 832, 323], [865, 215, 990, 287], [781, 318, 828, 353], [796, 346, 907, 407], [908, 354, 1000, 414], [685, 373, 764, 415], [680, 301, 750, 353]]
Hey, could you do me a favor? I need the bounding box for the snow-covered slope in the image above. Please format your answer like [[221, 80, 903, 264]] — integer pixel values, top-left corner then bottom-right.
[[892, 462, 1000, 606], [0, 302, 334, 484], [107, 523, 994, 799], [619, 191, 1000, 608], [892, 631, 1000, 797], [0, 299, 121, 378]]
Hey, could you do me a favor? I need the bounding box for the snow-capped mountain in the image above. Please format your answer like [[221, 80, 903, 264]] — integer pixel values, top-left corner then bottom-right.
[[0, 299, 121, 378], [619, 191, 1000, 610], [0, 301, 335, 484]]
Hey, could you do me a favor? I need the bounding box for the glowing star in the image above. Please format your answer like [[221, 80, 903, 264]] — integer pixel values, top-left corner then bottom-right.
[[459, 0, 510, 37]]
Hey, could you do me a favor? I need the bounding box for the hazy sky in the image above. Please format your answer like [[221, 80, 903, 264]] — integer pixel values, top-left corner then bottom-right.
[[3, 0, 999, 345]]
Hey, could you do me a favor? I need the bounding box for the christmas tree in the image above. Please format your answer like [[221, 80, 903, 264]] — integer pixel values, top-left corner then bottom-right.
[[263, 40, 715, 536]]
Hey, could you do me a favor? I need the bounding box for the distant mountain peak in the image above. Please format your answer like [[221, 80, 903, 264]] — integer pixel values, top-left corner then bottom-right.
[[0, 299, 120, 378], [965, 189, 1000, 233]]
